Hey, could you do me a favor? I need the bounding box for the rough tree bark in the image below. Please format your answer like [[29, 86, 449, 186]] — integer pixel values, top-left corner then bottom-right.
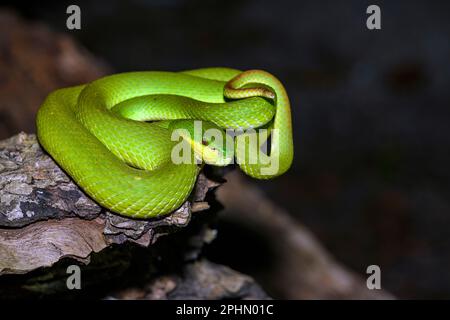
[[0, 132, 268, 299], [0, 132, 219, 274]]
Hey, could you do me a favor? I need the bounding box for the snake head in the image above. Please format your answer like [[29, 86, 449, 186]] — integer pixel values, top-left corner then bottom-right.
[[169, 120, 233, 166]]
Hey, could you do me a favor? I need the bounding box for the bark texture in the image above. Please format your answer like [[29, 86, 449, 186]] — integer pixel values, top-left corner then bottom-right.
[[0, 133, 220, 275]]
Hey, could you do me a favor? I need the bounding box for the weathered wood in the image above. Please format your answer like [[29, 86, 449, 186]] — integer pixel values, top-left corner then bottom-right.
[[0, 133, 221, 275]]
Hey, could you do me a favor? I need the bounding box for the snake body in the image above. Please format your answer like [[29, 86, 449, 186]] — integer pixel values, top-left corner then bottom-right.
[[36, 68, 293, 218]]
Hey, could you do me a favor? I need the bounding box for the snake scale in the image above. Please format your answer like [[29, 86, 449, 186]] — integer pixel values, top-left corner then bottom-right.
[[36, 68, 293, 218]]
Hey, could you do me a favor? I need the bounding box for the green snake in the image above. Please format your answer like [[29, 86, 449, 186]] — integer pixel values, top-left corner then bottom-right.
[[36, 68, 293, 218]]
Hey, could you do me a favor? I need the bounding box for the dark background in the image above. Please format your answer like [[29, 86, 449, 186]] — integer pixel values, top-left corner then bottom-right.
[[2, 0, 450, 298]]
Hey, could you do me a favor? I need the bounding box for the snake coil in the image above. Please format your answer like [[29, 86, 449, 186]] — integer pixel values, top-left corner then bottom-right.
[[36, 68, 293, 218]]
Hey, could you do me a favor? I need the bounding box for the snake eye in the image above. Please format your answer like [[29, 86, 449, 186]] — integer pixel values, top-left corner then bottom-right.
[[201, 139, 208, 146]]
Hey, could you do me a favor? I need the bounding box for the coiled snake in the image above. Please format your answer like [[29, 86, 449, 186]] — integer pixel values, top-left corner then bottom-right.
[[36, 68, 293, 218]]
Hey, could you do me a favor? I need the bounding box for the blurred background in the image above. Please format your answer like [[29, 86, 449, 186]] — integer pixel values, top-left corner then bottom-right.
[[1, 0, 449, 299]]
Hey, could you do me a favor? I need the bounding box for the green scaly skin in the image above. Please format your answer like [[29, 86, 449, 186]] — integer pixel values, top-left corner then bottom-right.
[[36, 68, 293, 218]]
